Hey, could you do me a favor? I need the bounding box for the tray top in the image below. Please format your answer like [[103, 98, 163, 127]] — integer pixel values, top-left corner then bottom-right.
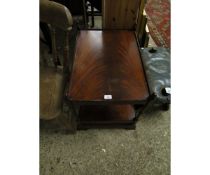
[[67, 30, 149, 104]]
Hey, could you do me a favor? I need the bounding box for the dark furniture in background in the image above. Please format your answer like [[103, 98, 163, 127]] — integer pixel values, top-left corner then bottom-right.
[[41, 0, 148, 52], [52, 0, 84, 15], [52, 0, 101, 27], [86, 0, 102, 27], [40, 22, 52, 53]]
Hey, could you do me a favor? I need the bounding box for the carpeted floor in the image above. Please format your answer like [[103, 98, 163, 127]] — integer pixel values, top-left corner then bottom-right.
[[40, 108, 170, 175], [145, 0, 170, 47]]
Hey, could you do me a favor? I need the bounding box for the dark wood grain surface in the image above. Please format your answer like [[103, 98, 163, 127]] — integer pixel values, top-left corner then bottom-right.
[[68, 30, 149, 104]]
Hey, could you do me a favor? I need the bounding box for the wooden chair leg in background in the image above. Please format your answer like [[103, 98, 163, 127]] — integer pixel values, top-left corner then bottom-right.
[[50, 26, 61, 67]]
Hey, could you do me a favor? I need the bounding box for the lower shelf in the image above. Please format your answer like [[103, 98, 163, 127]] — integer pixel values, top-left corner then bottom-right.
[[77, 104, 136, 129]]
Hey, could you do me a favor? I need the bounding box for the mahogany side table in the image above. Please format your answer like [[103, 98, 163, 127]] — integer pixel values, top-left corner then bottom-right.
[[65, 30, 149, 130]]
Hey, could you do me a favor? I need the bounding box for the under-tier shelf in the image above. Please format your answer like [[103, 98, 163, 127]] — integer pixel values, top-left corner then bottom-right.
[[77, 104, 136, 129]]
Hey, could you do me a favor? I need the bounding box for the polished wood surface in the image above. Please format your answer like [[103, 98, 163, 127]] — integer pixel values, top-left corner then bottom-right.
[[68, 30, 149, 104]]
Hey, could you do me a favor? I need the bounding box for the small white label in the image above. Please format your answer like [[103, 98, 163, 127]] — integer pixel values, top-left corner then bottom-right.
[[104, 95, 112, 99], [165, 87, 171, 94]]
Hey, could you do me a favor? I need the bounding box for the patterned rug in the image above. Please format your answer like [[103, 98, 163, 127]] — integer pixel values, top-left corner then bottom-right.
[[145, 0, 170, 47]]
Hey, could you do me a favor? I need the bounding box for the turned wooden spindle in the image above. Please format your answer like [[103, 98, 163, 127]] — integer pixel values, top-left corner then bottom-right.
[[50, 26, 59, 67]]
